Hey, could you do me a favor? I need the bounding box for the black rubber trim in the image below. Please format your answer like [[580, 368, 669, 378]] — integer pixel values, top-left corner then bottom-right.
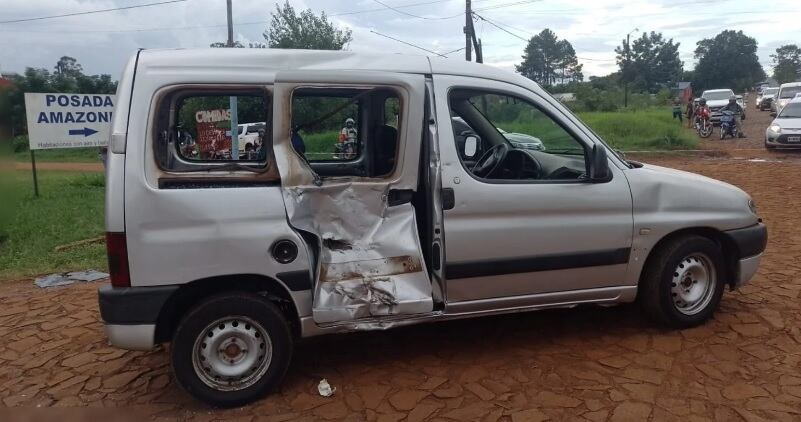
[[724, 223, 767, 259], [98, 285, 178, 325], [446, 247, 631, 280], [158, 179, 280, 189], [276, 270, 312, 291]]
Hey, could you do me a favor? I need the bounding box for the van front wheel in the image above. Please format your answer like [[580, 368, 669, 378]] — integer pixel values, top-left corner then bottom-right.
[[639, 235, 725, 328], [171, 292, 293, 407]]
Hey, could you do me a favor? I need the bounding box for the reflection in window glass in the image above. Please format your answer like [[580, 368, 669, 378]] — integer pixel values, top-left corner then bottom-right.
[[292, 95, 361, 161], [175, 95, 267, 162]]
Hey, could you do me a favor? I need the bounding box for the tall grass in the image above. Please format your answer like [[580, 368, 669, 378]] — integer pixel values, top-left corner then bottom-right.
[[578, 108, 697, 151], [0, 171, 106, 280]]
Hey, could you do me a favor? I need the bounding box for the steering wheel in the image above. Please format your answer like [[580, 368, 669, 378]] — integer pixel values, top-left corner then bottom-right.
[[471, 143, 509, 178]]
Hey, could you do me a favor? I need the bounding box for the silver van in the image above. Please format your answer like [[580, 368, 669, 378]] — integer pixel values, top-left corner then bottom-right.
[[99, 49, 766, 406]]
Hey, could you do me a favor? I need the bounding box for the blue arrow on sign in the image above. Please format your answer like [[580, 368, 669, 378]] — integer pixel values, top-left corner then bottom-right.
[[68, 127, 98, 137]]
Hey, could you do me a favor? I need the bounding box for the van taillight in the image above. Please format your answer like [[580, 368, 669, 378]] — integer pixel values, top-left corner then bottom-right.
[[106, 232, 130, 287]]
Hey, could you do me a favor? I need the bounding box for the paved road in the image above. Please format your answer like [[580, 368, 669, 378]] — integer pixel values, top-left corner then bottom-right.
[[2, 108, 801, 420]]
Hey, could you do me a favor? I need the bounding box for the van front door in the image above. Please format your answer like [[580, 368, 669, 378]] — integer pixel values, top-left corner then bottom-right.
[[432, 75, 634, 311], [273, 71, 433, 324]]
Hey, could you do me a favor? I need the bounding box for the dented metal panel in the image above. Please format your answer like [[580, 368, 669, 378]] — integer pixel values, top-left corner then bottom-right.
[[272, 73, 433, 325], [281, 183, 433, 323]]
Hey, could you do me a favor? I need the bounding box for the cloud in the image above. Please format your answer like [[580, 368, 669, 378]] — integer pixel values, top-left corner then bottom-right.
[[0, 0, 798, 79]]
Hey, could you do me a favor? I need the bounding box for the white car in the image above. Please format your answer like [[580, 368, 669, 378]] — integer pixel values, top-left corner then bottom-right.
[[756, 87, 779, 111], [701, 89, 745, 122], [765, 97, 801, 149], [774, 82, 801, 116]]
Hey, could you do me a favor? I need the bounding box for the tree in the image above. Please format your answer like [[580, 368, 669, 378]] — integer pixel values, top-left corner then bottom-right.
[[615, 31, 682, 93], [264, 1, 351, 50], [692, 30, 765, 92], [771, 44, 801, 84], [516, 29, 583, 86], [0, 57, 117, 137], [54, 56, 83, 77]]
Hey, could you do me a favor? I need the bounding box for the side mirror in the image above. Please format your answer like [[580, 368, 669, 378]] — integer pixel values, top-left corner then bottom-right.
[[464, 135, 478, 158], [589, 144, 611, 182]]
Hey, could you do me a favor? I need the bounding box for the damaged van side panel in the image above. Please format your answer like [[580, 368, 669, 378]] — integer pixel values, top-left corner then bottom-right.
[[272, 71, 433, 324]]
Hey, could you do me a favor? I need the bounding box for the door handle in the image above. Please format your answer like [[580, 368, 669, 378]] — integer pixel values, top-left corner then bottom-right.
[[442, 188, 455, 210], [387, 189, 414, 206]]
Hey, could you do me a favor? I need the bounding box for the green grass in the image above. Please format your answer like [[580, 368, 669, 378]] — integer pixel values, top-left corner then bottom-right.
[[0, 170, 107, 280], [14, 147, 100, 163], [577, 108, 698, 151]]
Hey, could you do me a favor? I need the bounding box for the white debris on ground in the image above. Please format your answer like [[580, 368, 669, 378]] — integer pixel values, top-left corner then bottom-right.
[[317, 379, 336, 397], [34, 270, 109, 288]]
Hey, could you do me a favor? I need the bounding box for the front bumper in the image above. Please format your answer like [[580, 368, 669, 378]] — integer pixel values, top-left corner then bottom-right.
[[724, 223, 767, 289], [766, 133, 801, 148], [98, 285, 178, 350]]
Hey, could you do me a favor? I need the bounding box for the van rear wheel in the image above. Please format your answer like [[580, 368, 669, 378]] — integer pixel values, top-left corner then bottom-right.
[[639, 235, 725, 328], [171, 292, 292, 407]]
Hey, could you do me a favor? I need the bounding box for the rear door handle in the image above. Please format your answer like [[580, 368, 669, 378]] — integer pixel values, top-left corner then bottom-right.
[[442, 188, 455, 210]]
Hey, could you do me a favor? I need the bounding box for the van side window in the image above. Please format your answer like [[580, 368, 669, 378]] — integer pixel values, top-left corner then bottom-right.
[[448, 90, 589, 182], [154, 90, 271, 171], [291, 88, 401, 177]]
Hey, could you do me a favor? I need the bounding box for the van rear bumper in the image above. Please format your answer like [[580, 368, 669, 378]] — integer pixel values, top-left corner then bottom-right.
[[98, 285, 178, 350], [104, 324, 157, 351]]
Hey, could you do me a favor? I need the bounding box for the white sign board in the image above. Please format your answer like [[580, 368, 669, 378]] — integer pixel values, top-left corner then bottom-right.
[[24, 93, 116, 150]]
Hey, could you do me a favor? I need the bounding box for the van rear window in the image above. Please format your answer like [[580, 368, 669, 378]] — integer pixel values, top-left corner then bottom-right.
[[153, 89, 271, 172]]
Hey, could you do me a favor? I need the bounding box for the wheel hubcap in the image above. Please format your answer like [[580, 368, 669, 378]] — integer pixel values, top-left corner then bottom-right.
[[192, 316, 272, 391], [671, 253, 716, 316]]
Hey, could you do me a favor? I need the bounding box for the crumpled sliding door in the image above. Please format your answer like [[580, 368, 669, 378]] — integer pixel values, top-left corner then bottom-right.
[[273, 71, 432, 324]]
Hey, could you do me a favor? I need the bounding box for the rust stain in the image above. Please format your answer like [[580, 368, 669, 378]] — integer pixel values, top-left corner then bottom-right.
[[320, 255, 422, 283]]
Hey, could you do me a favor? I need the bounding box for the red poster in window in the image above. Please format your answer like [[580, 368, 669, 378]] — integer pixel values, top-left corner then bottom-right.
[[195, 109, 232, 157]]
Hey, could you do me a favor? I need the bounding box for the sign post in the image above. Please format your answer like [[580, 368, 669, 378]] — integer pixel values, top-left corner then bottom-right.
[[30, 149, 39, 197], [24, 92, 115, 196]]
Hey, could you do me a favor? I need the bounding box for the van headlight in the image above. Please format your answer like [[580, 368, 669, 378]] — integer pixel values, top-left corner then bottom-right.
[[748, 199, 758, 215], [769, 124, 782, 135]]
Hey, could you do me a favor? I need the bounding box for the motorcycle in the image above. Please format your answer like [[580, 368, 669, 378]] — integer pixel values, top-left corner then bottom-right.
[[694, 107, 713, 138], [719, 110, 739, 140], [333, 139, 358, 160]]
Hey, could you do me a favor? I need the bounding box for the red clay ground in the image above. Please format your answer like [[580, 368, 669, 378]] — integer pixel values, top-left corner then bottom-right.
[[2, 109, 801, 421]]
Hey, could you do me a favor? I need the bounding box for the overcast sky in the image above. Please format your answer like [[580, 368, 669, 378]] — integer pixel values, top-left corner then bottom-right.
[[1, 0, 800, 80]]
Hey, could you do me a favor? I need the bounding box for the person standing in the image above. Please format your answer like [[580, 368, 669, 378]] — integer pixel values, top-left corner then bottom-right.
[[686, 98, 695, 128], [672, 97, 683, 123]]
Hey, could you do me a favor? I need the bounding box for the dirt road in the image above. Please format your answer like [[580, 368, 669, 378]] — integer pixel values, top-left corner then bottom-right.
[[2, 108, 801, 420]]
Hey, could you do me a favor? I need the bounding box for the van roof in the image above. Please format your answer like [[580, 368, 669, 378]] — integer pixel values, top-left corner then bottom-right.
[[702, 89, 734, 93], [780, 82, 801, 88], [136, 48, 532, 87]]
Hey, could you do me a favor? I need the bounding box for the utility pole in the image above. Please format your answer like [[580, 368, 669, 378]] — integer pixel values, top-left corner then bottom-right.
[[624, 28, 638, 109], [465, 0, 472, 61], [624, 32, 630, 108], [464, 1, 483, 63], [226, 0, 234, 47], [226, 0, 238, 159]]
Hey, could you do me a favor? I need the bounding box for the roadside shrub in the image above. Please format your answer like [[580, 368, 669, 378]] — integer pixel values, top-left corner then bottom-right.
[[68, 173, 105, 188], [12, 136, 28, 153]]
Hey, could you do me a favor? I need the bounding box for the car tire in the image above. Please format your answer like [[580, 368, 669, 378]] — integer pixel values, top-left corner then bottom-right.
[[638, 235, 726, 329], [171, 292, 293, 407]]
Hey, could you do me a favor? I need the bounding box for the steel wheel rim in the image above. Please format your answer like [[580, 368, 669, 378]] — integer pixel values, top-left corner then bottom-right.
[[671, 253, 716, 316], [192, 316, 273, 391]]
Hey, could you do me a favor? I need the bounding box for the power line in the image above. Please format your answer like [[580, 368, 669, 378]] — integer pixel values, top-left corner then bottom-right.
[[473, 13, 616, 62], [369, 30, 448, 57], [0, 0, 188, 24], [370, 0, 440, 20]]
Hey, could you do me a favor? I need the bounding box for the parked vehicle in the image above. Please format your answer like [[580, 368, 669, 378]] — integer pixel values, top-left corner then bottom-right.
[[774, 82, 801, 116], [757, 87, 779, 111], [237, 122, 266, 151], [719, 111, 739, 139], [694, 105, 713, 138], [99, 49, 767, 407], [765, 97, 801, 150], [701, 89, 745, 123]]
